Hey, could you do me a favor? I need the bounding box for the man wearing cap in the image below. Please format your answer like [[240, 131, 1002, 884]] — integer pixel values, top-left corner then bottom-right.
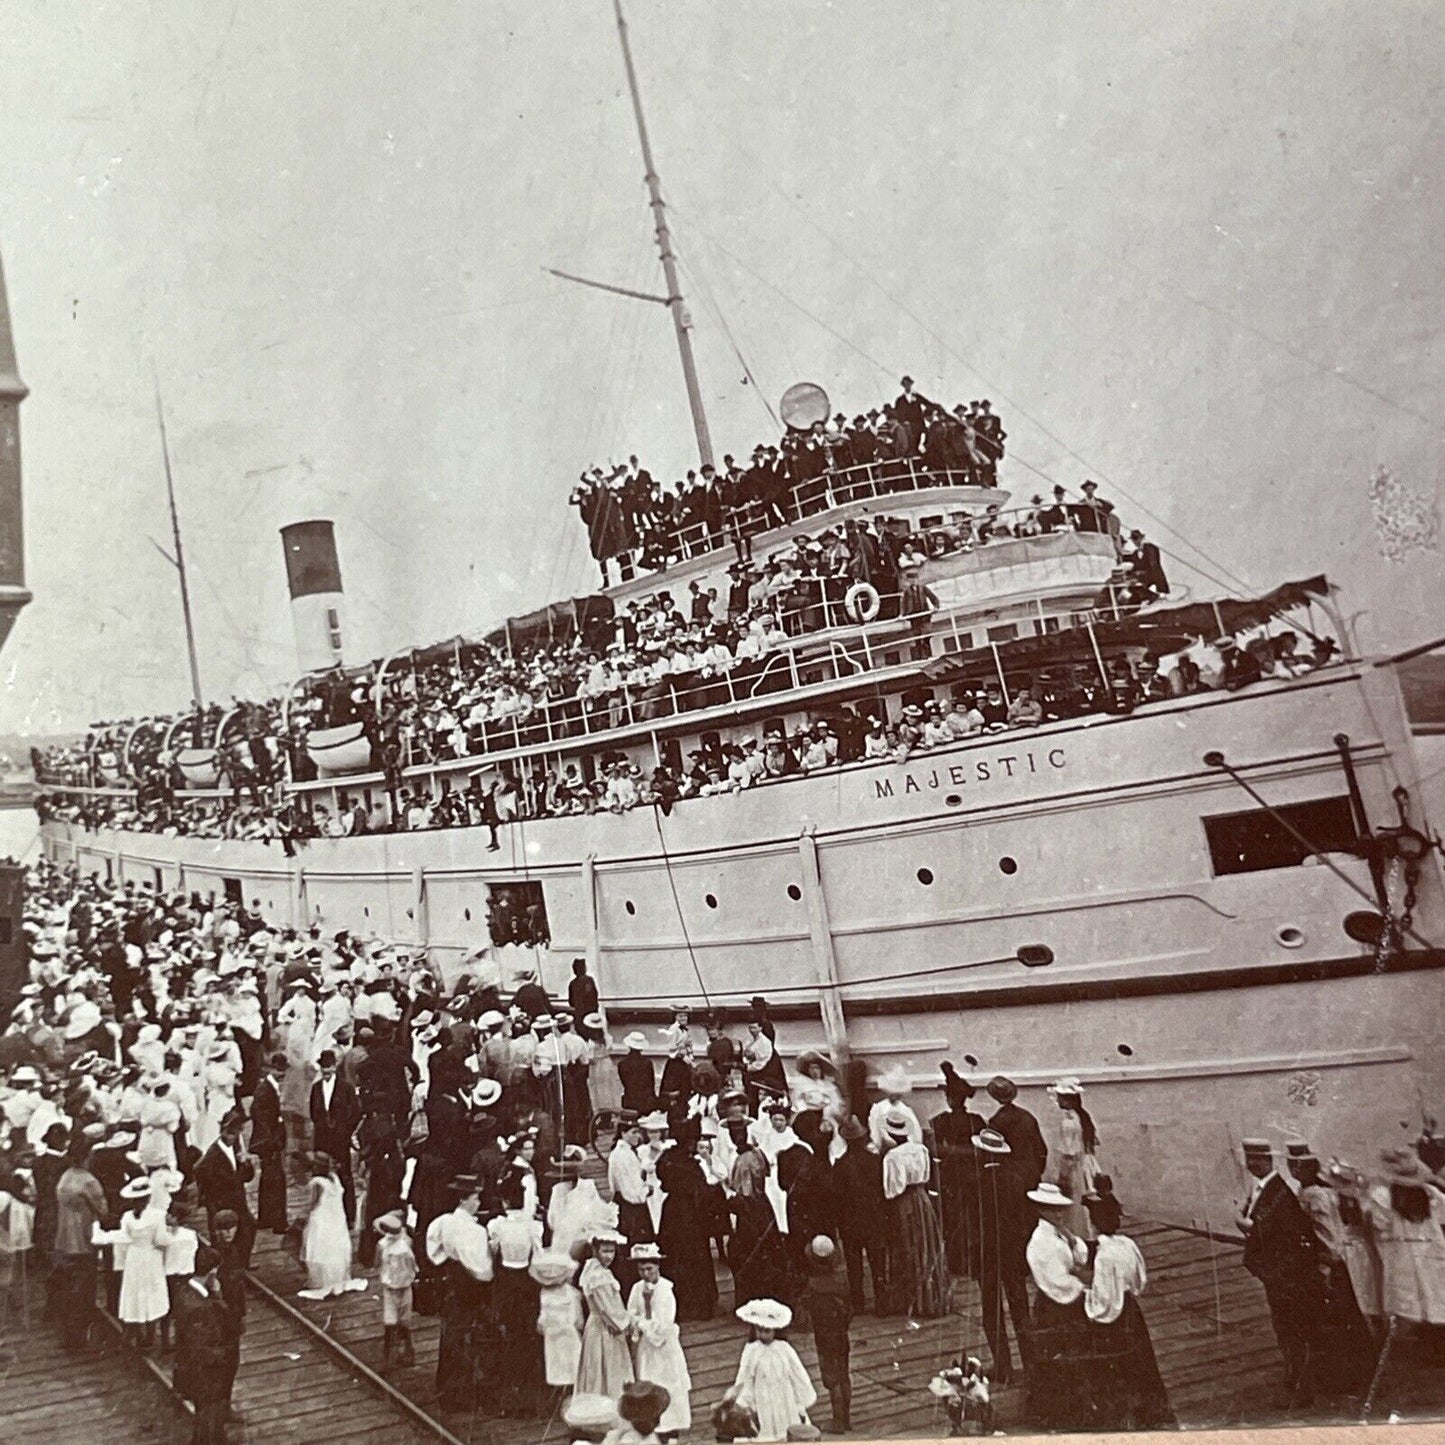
[[799, 1235, 853, 1432], [1238, 1137, 1323, 1402], [832, 1115, 889, 1315], [174, 1244, 242, 1445]]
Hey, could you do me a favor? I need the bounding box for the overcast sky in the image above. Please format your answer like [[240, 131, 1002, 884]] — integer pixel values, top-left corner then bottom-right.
[[1, 0, 1441, 733]]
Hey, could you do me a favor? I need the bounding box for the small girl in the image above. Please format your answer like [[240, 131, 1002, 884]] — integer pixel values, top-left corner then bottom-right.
[[374, 1211, 418, 1367], [529, 1249, 583, 1404], [728, 1298, 818, 1443]]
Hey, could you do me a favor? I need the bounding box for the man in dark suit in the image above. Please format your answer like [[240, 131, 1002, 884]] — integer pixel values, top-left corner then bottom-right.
[[249, 1052, 288, 1233], [194, 1110, 257, 1267], [1238, 1138, 1323, 1402], [310, 1048, 361, 1224], [174, 1245, 242, 1445], [984, 1076, 1048, 1192], [974, 1127, 1033, 1386]]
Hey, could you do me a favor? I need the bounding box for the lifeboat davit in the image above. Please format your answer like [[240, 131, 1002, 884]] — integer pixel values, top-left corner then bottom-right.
[[306, 721, 373, 777]]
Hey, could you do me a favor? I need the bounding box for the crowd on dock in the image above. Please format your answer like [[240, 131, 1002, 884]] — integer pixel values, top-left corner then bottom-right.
[[3, 860, 1444, 1439], [569, 380, 1007, 582]]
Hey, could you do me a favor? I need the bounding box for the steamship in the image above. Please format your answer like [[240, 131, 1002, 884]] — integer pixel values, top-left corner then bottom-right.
[[35, 8, 1445, 1232]]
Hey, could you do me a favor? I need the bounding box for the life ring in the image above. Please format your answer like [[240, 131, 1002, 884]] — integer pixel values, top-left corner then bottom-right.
[[845, 581, 881, 623]]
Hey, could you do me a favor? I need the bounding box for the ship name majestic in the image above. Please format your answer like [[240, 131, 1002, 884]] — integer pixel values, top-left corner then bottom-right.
[[874, 746, 1068, 799]]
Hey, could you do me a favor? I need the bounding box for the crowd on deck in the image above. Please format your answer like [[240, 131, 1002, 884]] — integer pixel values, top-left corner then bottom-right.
[[35, 614, 1333, 849], [570, 379, 1008, 582], [2, 860, 1442, 1437]]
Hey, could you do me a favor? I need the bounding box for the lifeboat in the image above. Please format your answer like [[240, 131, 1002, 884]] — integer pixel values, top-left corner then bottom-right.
[[175, 748, 220, 788], [306, 720, 373, 777]]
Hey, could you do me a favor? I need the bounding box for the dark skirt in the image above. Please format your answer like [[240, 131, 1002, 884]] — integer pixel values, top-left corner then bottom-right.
[[1025, 1293, 1094, 1430], [886, 1184, 950, 1319], [1086, 1294, 1177, 1430], [659, 1190, 719, 1321]]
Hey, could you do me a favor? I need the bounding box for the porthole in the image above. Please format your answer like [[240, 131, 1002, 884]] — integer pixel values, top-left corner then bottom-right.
[[625, 900, 636, 916], [916, 867, 934, 886], [786, 884, 802, 902], [999, 856, 1018, 875], [704, 893, 718, 910], [944, 794, 962, 807], [464, 907, 472, 922], [363, 906, 370, 917], [1117, 1043, 1134, 1057], [964, 1053, 978, 1067], [1275, 925, 1305, 950]]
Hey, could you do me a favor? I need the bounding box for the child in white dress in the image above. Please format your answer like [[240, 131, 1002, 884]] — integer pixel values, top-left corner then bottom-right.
[[728, 1298, 817, 1443], [625, 1244, 691, 1439], [529, 1249, 583, 1397]]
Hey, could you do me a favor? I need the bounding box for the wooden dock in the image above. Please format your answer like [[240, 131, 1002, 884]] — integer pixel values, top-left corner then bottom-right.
[[7, 1190, 1445, 1441]]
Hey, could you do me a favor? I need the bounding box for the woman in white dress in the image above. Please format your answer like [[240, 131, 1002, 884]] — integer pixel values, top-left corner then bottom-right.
[[625, 1244, 691, 1439], [137, 1078, 182, 1172], [299, 1153, 361, 1299], [194, 1038, 240, 1156], [1368, 1150, 1445, 1325], [547, 1170, 617, 1259], [117, 1176, 174, 1344]]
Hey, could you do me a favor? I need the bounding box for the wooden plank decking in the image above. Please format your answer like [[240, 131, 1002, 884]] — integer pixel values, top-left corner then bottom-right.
[[7, 1185, 1445, 1440]]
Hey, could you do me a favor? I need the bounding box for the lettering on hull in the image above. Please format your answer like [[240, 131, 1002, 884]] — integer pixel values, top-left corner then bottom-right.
[[874, 747, 1066, 801]]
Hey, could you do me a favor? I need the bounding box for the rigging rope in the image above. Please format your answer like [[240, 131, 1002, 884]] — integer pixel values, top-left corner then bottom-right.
[[650, 805, 714, 1014]]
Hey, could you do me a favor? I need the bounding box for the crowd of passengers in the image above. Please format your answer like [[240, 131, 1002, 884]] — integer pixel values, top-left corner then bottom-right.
[[36, 478, 1171, 811], [571, 378, 1007, 582], [36, 625, 1332, 846]]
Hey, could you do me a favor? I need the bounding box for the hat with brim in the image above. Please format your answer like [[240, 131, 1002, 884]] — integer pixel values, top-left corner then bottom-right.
[[64, 1003, 101, 1040], [528, 1250, 576, 1286], [8, 1066, 41, 1087], [623, 1032, 649, 1051], [561, 1394, 619, 1435], [1027, 1183, 1074, 1208], [119, 1176, 152, 1201], [639, 1111, 669, 1132], [736, 1297, 793, 1330], [986, 1075, 1017, 1104], [589, 1227, 627, 1247], [473, 1079, 502, 1108], [975, 1127, 1011, 1155], [1047, 1077, 1084, 1097], [630, 1241, 664, 1263], [1241, 1137, 1273, 1158], [373, 1210, 406, 1235], [794, 1048, 835, 1079], [618, 1380, 671, 1430]]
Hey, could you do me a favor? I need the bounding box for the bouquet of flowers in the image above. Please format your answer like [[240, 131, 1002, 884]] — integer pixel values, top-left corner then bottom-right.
[[928, 1357, 994, 1436]]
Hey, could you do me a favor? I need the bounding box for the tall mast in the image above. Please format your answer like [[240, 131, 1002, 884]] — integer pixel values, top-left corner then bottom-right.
[[613, 0, 715, 469], [153, 384, 205, 735]]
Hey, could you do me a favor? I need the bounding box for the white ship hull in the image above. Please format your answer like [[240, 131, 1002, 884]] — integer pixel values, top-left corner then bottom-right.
[[43, 663, 1445, 1228]]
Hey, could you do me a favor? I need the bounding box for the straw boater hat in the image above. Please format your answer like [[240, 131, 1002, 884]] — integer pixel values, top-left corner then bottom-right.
[[630, 1242, 664, 1263], [589, 1227, 627, 1247], [1027, 1182, 1074, 1209], [986, 1076, 1018, 1104], [119, 1176, 152, 1202], [8, 1066, 40, 1088], [560, 1394, 619, 1439], [373, 1211, 406, 1235], [472, 1079, 503, 1108], [527, 1250, 576, 1287], [623, 1031, 649, 1051], [884, 1106, 914, 1139], [736, 1298, 793, 1330], [1241, 1138, 1273, 1162], [639, 1111, 669, 1132], [1046, 1077, 1084, 1097]]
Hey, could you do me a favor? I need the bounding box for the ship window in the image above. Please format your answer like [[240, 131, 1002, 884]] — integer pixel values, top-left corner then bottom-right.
[[625, 900, 636, 916], [999, 856, 1018, 875], [1203, 795, 1358, 876], [658, 737, 682, 776], [326, 608, 340, 629], [917, 867, 934, 886], [786, 884, 802, 901], [222, 876, 242, 907], [486, 879, 550, 947], [704, 893, 718, 910], [986, 624, 1019, 644]]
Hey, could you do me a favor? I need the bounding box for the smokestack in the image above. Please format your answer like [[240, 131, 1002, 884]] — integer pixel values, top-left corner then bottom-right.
[[280, 519, 345, 672]]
